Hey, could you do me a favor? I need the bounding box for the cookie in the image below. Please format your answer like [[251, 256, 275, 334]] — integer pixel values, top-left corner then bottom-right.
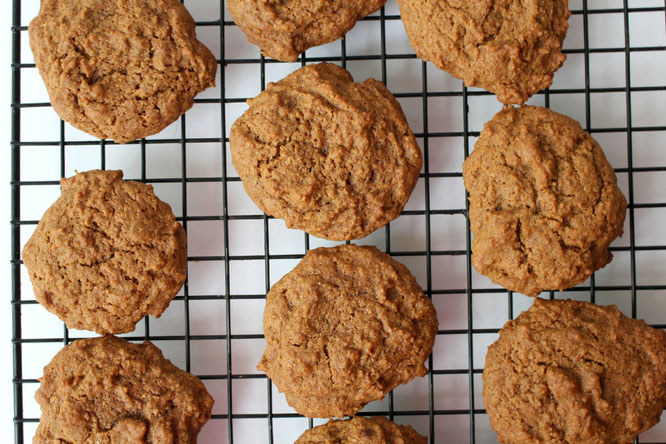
[[483, 298, 666, 443], [230, 63, 422, 241], [257, 244, 438, 418], [295, 416, 427, 443], [227, 0, 386, 62], [34, 336, 213, 443], [462, 106, 626, 296], [22, 170, 186, 334], [29, 0, 217, 143], [396, 0, 570, 104]]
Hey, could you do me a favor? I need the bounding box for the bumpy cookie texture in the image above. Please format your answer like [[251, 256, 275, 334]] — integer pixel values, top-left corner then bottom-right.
[[34, 336, 213, 444], [230, 63, 422, 241], [396, 0, 569, 104], [29, 0, 217, 143], [258, 245, 438, 418], [228, 0, 386, 61], [462, 106, 626, 296], [22, 170, 186, 334], [483, 298, 666, 443], [295, 416, 427, 444]]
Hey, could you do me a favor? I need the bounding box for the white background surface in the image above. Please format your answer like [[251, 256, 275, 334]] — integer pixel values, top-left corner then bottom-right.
[[2, 0, 17, 439], [3, 0, 666, 442]]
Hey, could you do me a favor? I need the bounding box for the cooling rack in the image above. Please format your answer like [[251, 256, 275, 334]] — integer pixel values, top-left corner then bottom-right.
[[10, 0, 666, 442]]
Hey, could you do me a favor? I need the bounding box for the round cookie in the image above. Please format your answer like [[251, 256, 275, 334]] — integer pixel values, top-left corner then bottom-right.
[[295, 416, 427, 443], [483, 298, 666, 443], [396, 0, 570, 104], [29, 0, 217, 143], [227, 0, 386, 62], [257, 244, 438, 418], [230, 63, 422, 241], [462, 106, 626, 296], [34, 336, 213, 443], [22, 170, 187, 334]]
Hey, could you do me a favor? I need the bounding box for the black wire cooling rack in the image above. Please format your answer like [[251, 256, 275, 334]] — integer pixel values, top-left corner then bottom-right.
[[10, 1, 666, 443]]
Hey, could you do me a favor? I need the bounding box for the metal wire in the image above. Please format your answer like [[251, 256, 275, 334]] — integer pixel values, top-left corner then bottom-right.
[[10, 1, 666, 443]]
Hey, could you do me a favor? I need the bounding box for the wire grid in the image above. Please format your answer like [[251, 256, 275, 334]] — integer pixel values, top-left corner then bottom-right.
[[9, 0, 666, 443]]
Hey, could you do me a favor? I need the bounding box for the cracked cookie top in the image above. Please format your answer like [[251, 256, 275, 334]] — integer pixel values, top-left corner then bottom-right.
[[29, 0, 217, 143], [257, 245, 438, 418], [22, 170, 187, 334], [396, 0, 570, 104], [34, 336, 213, 444], [462, 106, 626, 296], [227, 0, 386, 62], [483, 298, 666, 443], [230, 63, 422, 241], [295, 416, 427, 443]]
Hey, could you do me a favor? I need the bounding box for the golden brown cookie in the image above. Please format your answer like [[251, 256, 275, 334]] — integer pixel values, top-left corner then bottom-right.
[[29, 0, 217, 143], [227, 0, 386, 61], [396, 0, 570, 104], [462, 106, 626, 296], [257, 244, 438, 418], [22, 170, 186, 334], [483, 298, 666, 444], [295, 416, 427, 443], [230, 63, 422, 241], [34, 336, 213, 443]]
